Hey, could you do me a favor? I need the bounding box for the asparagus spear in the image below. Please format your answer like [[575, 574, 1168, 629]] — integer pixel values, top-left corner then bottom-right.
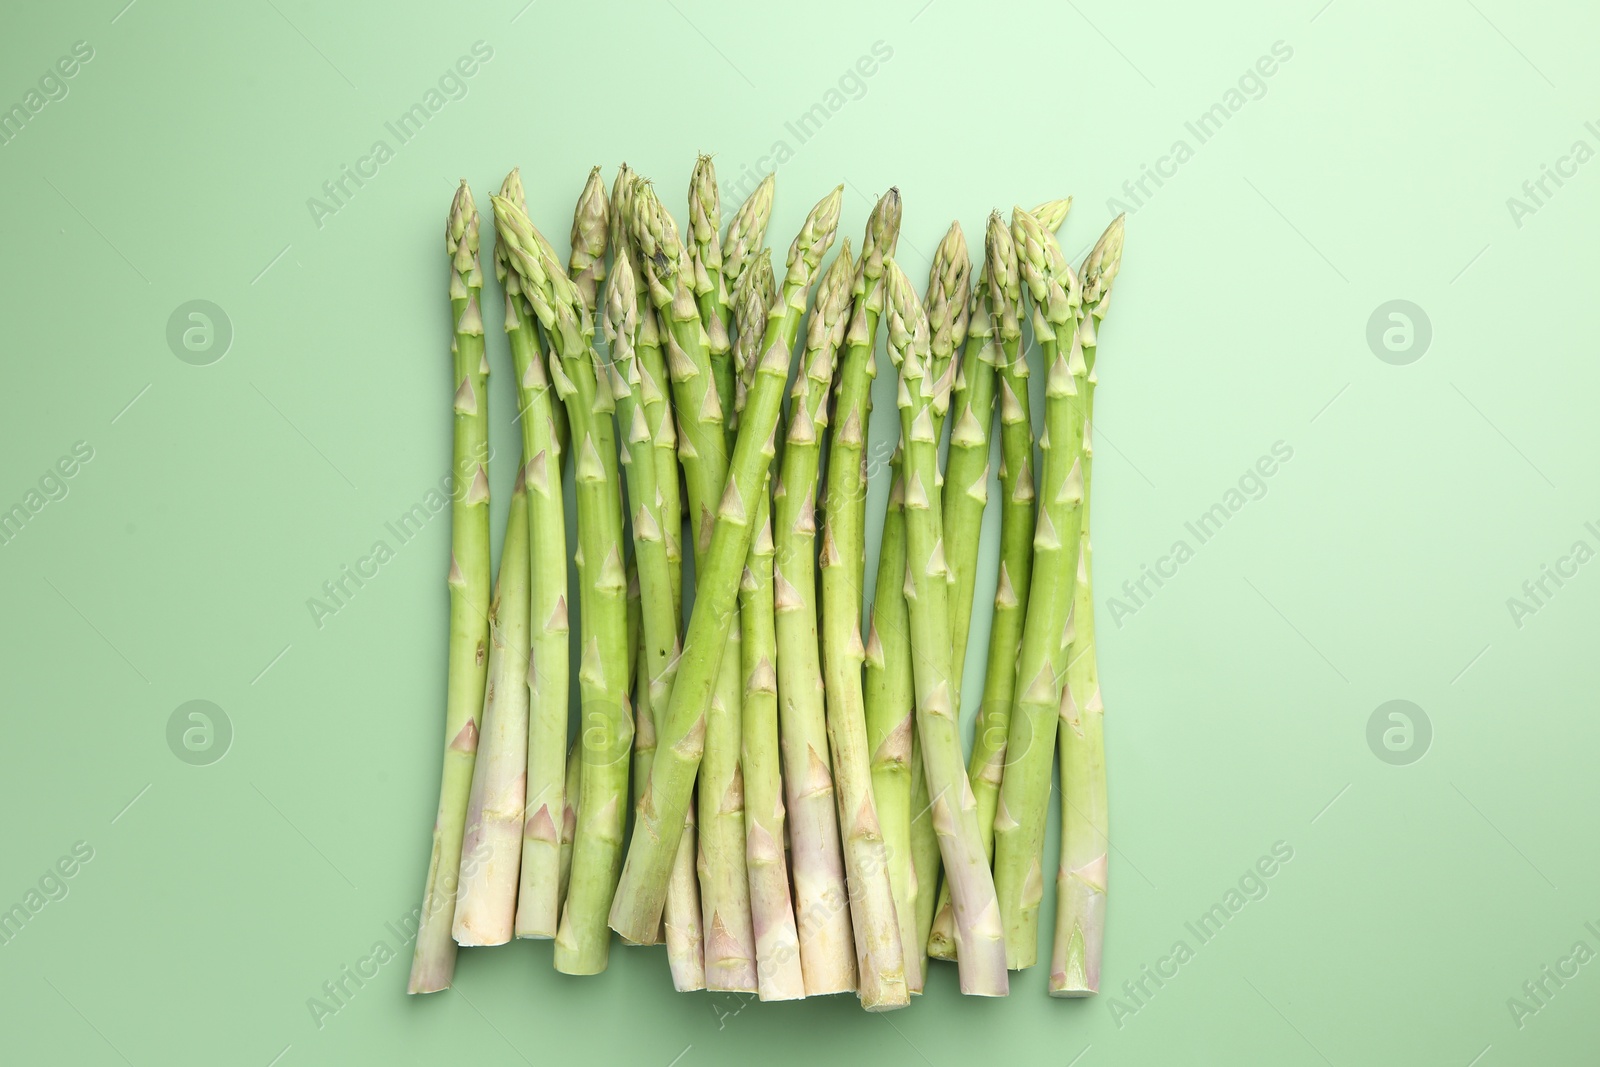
[[452, 464, 532, 945], [1051, 217, 1123, 997], [819, 189, 912, 1010], [493, 194, 633, 975], [606, 249, 682, 796], [916, 218, 998, 968], [885, 258, 1008, 996], [992, 208, 1087, 970], [689, 156, 734, 423], [928, 203, 1073, 962], [485, 170, 575, 942], [731, 257, 807, 999], [409, 182, 493, 994], [772, 237, 860, 999], [614, 171, 706, 989], [927, 213, 1022, 959], [631, 181, 759, 991], [859, 220, 968, 992], [610, 186, 842, 949], [722, 174, 776, 299]]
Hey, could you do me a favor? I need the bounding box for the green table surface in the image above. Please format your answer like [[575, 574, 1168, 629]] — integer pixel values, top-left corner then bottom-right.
[[2, 1, 1596, 1063]]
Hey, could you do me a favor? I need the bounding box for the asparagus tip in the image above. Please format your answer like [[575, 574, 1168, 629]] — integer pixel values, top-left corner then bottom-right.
[[722, 172, 776, 293], [447, 180, 479, 257], [927, 221, 971, 357], [883, 258, 929, 369], [1031, 196, 1074, 233], [863, 187, 903, 267]]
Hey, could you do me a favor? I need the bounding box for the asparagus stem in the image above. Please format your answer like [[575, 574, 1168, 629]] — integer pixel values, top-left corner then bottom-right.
[[992, 208, 1087, 970], [1051, 218, 1123, 997], [699, 498, 756, 987], [409, 182, 492, 995], [689, 156, 734, 424], [632, 614, 655, 810], [928, 213, 1026, 959], [453, 466, 532, 945], [819, 189, 915, 1010], [489, 170, 575, 943], [666, 801, 708, 990], [1050, 527, 1103, 992], [628, 567, 656, 902], [772, 239, 859, 999], [625, 539, 704, 984], [494, 193, 633, 975], [558, 738, 580, 909], [862, 461, 918, 987], [885, 258, 1008, 996], [907, 732, 940, 962], [728, 259, 808, 1000], [740, 489, 807, 1000], [610, 187, 842, 949]]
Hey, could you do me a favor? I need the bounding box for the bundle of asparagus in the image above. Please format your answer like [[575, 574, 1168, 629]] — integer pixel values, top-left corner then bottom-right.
[[406, 161, 1127, 1009]]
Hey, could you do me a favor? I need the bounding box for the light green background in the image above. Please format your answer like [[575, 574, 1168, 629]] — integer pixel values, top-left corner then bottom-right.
[[2, 0, 1595, 1063]]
